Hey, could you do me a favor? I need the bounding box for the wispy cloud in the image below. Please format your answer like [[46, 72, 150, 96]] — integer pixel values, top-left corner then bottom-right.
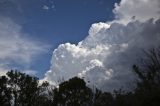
[[43, 5, 50, 10], [42, 0, 56, 11], [0, 17, 50, 75]]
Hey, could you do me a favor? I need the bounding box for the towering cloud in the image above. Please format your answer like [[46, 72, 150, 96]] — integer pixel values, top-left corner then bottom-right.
[[113, 0, 160, 24], [44, 0, 160, 91]]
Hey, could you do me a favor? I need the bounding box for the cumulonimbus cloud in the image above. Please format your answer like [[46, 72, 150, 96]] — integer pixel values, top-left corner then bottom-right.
[[44, 0, 160, 91]]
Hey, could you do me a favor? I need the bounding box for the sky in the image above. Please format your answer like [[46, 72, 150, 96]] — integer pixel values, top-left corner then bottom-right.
[[0, 0, 160, 91], [0, 0, 119, 77]]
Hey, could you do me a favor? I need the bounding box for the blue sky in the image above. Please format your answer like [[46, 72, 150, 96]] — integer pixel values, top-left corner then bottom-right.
[[0, 0, 119, 78]]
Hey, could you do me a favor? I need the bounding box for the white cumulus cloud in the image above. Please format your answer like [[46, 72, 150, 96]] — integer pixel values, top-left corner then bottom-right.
[[44, 0, 160, 91], [112, 0, 160, 24]]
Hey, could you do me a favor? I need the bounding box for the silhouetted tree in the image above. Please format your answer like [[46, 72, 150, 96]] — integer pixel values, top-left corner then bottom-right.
[[0, 76, 12, 106], [113, 89, 134, 106], [7, 70, 39, 106], [93, 89, 113, 106], [35, 81, 54, 106], [53, 77, 93, 106], [132, 48, 160, 106]]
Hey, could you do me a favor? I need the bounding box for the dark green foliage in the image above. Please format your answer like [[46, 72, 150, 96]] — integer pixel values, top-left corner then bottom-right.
[[5, 70, 39, 106], [133, 49, 160, 89], [0, 70, 54, 106], [131, 48, 160, 106], [35, 81, 54, 106], [93, 89, 113, 106], [0, 76, 12, 106], [113, 89, 134, 106], [53, 77, 93, 106]]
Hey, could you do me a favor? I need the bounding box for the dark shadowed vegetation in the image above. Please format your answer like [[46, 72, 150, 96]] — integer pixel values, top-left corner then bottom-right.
[[1, 48, 160, 106]]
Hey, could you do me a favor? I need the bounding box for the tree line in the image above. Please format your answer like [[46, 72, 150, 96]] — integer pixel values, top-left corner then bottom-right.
[[0, 48, 160, 106]]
